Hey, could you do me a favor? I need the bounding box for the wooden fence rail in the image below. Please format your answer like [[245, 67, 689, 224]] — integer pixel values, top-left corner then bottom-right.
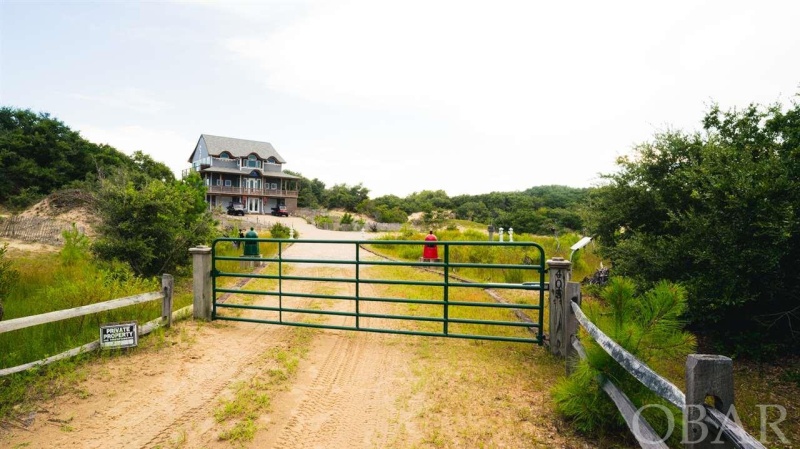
[[0, 275, 176, 377], [546, 257, 767, 449]]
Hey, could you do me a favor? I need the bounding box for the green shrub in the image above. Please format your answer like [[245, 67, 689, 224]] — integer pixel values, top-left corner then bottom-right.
[[314, 215, 333, 229], [0, 244, 19, 318], [552, 278, 695, 442], [60, 224, 91, 266], [92, 171, 216, 277], [269, 223, 291, 239]]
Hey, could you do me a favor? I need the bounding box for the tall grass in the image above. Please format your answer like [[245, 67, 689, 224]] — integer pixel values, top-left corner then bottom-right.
[[367, 227, 604, 283], [0, 225, 195, 370], [0, 251, 163, 369]]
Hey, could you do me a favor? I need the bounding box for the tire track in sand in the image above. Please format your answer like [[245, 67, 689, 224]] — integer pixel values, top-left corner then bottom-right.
[[256, 239, 420, 449]]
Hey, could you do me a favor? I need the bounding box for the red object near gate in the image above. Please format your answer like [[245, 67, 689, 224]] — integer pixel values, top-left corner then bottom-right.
[[423, 231, 439, 259]]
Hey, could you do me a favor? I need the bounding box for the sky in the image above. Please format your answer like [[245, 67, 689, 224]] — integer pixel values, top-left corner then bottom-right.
[[1, 1, 799, 198]]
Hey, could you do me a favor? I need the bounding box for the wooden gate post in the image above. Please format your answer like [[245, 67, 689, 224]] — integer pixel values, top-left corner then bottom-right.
[[161, 274, 174, 328], [189, 246, 213, 321], [565, 281, 581, 374], [547, 257, 572, 357], [685, 354, 735, 448]]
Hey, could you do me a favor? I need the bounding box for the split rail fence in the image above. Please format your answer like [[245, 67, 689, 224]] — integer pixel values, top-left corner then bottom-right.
[[0, 275, 180, 376], [547, 258, 767, 449]]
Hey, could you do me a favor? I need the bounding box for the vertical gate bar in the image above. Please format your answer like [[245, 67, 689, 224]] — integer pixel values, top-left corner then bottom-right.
[[355, 242, 360, 329], [279, 240, 283, 323], [211, 243, 217, 319], [538, 250, 545, 344], [443, 243, 449, 336]]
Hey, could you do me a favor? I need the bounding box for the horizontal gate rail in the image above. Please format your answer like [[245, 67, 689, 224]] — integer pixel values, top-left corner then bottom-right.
[[211, 238, 546, 344]]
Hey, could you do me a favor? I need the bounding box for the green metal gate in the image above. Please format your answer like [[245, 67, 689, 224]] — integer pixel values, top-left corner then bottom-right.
[[211, 239, 546, 344]]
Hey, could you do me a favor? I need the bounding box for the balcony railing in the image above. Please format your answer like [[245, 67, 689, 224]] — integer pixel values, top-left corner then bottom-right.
[[206, 185, 299, 198]]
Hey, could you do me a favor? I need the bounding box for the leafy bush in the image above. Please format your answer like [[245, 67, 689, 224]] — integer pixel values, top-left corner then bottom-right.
[[552, 278, 695, 442], [314, 215, 333, 229], [588, 99, 800, 355], [269, 222, 297, 239], [92, 171, 216, 277], [0, 244, 19, 319], [340, 213, 354, 225]]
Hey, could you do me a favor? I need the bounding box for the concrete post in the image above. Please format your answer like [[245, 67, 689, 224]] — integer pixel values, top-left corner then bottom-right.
[[547, 257, 572, 356], [685, 354, 735, 448], [189, 246, 213, 321], [498, 227, 504, 242], [161, 274, 174, 328], [565, 281, 581, 373]]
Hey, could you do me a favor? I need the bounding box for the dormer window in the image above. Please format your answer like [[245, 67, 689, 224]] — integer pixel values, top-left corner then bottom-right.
[[219, 151, 231, 159], [247, 154, 259, 168], [266, 156, 278, 164]]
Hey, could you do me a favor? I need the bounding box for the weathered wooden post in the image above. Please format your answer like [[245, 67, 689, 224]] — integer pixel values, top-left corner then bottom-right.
[[685, 354, 735, 449], [565, 281, 581, 374], [161, 274, 174, 328], [547, 257, 572, 357], [189, 246, 213, 320]]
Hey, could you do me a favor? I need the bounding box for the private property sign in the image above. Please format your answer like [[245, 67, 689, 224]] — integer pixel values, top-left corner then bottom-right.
[[100, 321, 138, 349]]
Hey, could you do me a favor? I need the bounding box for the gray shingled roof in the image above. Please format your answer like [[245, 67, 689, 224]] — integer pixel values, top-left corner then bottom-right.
[[201, 134, 287, 163]]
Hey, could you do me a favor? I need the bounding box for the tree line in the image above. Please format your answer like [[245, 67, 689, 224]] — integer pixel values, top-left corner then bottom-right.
[[285, 170, 589, 235]]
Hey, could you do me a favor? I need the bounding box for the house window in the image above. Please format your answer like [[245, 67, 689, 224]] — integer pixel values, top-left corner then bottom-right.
[[271, 183, 278, 190], [247, 154, 258, 168], [225, 180, 232, 187], [219, 152, 231, 159], [216, 179, 222, 186], [267, 156, 278, 164]]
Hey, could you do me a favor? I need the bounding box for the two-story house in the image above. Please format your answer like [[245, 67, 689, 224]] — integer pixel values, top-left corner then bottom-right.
[[185, 134, 300, 214]]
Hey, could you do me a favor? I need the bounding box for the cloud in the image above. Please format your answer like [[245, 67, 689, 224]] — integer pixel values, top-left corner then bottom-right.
[[71, 87, 172, 115]]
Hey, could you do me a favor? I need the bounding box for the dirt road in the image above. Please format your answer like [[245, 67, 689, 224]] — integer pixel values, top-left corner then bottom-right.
[[0, 218, 590, 449]]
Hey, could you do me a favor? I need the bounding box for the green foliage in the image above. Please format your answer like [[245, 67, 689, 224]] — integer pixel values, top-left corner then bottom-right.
[[323, 183, 370, 211], [59, 224, 91, 266], [420, 208, 449, 230], [314, 215, 333, 229], [0, 107, 136, 210], [92, 171, 216, 277], [339, 212, 354, 225], [284, 170, 325, 208], [0, 244, 19, 300], [360, 187, 588, 233], [131, 150, 175, 184], [552, 278, 696, 441], [269, 222, 295, 239], [372, 204, 409, 223], [587, 98, 800, 354]]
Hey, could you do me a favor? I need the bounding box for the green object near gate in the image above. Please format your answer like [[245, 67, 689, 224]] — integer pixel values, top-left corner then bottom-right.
[[243, 228, 260, 256]]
